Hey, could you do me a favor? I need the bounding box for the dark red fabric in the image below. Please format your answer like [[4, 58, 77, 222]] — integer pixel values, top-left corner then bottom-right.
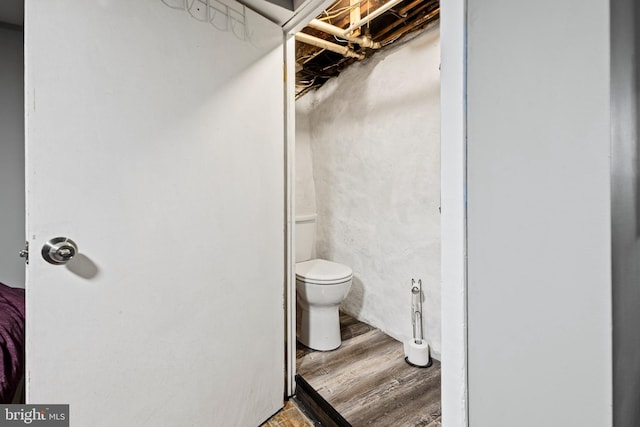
[[0, 283, 24, 403]]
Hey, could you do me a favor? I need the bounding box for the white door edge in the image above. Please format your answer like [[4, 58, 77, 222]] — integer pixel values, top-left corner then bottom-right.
[[284, 33, 298, 397], [440, 0, 469, 425]]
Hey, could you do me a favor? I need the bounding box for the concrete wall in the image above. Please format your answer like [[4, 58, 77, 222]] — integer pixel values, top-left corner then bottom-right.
[[295, 94, 316, 216], [0, 27, 25, 288], [611, 0, 640, 425], [295, 25, 441, 358], [466, 0, 612, 425]]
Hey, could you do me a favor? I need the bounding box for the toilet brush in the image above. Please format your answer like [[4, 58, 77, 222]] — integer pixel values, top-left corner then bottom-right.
[[405, 279, 432, 368]]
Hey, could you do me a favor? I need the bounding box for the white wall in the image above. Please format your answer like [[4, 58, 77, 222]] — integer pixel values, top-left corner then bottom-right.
[[611, 0, 640, 425], [466, 0, 612, 425], [295, 94, 317, 216], [0, 27, 25, 289], [296, 25, 441, 358]]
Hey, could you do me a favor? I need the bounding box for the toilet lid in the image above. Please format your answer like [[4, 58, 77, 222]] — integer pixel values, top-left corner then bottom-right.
[[296, 259, 352, 284]]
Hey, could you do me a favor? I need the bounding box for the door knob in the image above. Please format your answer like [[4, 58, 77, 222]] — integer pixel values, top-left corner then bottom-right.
[[42, 237, 78, 265]]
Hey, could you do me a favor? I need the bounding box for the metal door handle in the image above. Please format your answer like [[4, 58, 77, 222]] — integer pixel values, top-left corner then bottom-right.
[[42, 237, 78, 265]]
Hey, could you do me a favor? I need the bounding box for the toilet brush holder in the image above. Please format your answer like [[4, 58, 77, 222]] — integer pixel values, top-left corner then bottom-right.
[[405, 279, 431, 368], [405, 339, 432, 368]]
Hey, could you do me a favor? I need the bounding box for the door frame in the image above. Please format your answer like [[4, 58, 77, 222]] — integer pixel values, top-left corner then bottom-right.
[[282, 0, 469, 425], [282, 0, 336, 398], [439, 0, 468, 425]]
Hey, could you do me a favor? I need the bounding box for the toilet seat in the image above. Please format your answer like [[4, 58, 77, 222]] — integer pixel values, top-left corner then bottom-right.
[[296, 259, 352, 285]]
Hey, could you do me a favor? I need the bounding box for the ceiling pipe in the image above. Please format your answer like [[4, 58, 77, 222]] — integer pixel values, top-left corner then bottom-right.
[[341, 0, 405, 36], [295, 32, 366, 60], [308, 19, 381, 49]]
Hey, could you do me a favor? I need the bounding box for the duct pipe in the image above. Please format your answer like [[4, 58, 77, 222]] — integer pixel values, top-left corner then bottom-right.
[[308, 19, 381, 49], [342, 0, 404, 36], [295, 32, 365, 60]]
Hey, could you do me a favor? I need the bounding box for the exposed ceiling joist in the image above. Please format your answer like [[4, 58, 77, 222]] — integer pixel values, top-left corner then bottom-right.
[[295, 0, 440, 98]]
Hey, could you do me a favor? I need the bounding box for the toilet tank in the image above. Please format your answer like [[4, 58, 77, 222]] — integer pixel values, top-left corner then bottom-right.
[[295, 214, 317, 262]]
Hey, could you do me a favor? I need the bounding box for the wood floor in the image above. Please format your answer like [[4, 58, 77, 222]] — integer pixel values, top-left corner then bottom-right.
[[296, 313, 441, 427], [261, 400, 318, 427]]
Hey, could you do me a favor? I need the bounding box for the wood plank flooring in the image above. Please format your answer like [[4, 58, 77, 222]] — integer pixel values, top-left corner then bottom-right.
[[261, 400, 317, 427], [297, 313, 441, 427]]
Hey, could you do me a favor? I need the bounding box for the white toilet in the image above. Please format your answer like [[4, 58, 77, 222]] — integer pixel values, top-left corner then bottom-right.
[[296, 214, 352, 351]]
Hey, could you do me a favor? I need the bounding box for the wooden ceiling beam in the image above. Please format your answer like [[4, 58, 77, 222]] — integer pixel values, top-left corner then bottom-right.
[[350, 0, 361, 36], [398, 0, 424, 16], [374, 0, 434, 40], [342, 0, 405, 36], [378, 7, 439, 45]]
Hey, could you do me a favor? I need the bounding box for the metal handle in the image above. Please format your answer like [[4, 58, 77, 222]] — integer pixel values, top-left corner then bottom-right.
[[42, 237, 78, 265]]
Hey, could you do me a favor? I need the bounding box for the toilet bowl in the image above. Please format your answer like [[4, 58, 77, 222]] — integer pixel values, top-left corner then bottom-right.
[[295, 214, 353, 351], [296, 259, 352, 351]]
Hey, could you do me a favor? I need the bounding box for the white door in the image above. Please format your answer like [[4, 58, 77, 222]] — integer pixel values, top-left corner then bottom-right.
[[24, 1, 285, 426]]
